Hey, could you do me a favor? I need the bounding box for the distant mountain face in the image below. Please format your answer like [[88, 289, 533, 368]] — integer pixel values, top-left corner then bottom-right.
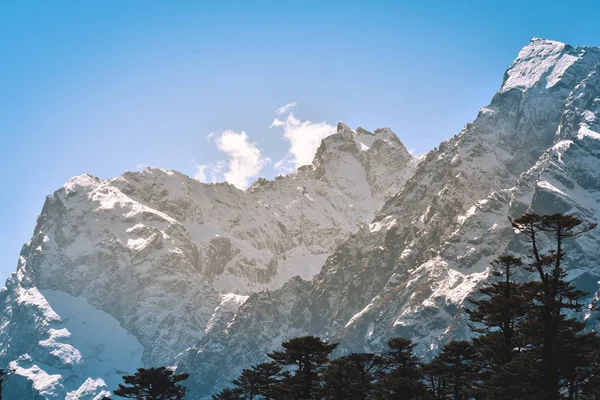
[[2, 38, 600, 399], [0, 120, 413, 398]]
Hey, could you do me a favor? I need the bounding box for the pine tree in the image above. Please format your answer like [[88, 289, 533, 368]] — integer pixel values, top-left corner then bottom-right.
[[232, 362, 287, 400], [466, 255, 526, 364], [423, 341, 477, 400], [251, 362, 289, 400], [377, 338, 426, 399], [322, 353, 385, 399], [232, 368, 260, 400], [114, 367, 189, 399], [464, 255, 529, 397], [510, 213, 597, 400], [268, 336, 338, 399], [421, 358, 447, 400], [212, 388, 244, 400]]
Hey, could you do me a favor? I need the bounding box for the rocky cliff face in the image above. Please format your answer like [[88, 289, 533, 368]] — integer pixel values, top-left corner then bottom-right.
[[3, 38, 600, 399], [176, 38, 600, 397], [0, 124, 413, 398]]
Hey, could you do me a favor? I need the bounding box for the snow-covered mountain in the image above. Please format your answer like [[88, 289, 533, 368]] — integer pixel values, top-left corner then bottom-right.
[[176, 38, 600, 397], [3, 38, 600, 399], [0, 124, 413, 398]]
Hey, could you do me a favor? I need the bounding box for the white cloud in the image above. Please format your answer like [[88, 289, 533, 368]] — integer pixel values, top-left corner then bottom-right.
[[193, 102, 334, 184], [217, 131, 269, 189], [193, 165, 210, 182], [193, 131, 269, 189], [194, 162, 226, 183], [276, 102, 297, 115], [194, 165, 208, 182], [270, 118, 284, 128], [271, 113, 336, 173]]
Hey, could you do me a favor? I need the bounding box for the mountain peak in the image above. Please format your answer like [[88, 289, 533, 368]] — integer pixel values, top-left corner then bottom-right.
[[315, 123, 408, 158], [62, 174, 100, 195], [498, 37, 593, 94], [355, 126, 373, 135], [336, 121, 355, 136], [529, 36, 565, 45]]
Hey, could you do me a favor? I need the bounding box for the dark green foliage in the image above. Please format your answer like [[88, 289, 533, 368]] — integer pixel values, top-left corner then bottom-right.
[[382, 338, 420, 374], [0, 368, 11, 400], [114, 366, 189, 399], [232, 367, 260, 400], [421, 358, 447, 400], [464, 254, 529, 397], [424, 341, 477, 400], [460, 213, 600, 399], [378, 338, 426, 399], [322, 353, 385, 399], [466, 255, 526, 364], [212, 388, 244, 400], [510, 213, 597, 399], [232, 362, 288, 400], [268, 336, 338, 399]]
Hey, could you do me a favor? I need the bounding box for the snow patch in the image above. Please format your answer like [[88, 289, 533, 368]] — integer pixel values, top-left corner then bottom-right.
[[578, 124, 600, 140], [583, 110, 597, 123], [66, 378, 111, 400], [9, 355, 63, 397], [345, 296, 381, 328], [271, 249, 329, 290], [16, 287, 60, 321], [457, 205, 477, 225], [15, 290, 145, 398], [205, 293, 249, 334], [501, 39, 574, 93], [369, 216, 397, 233], [537, 180, 568, 197], [552, 140, 573, 163], [63, 175, 98, 196]]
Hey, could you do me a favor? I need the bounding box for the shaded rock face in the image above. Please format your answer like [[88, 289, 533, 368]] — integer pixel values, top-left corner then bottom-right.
[[0, 122, 413, 397], [3, 38, 600, 399]]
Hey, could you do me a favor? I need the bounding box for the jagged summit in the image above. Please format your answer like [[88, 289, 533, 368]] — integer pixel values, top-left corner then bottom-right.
[[355, 126, 373, 135], [322, 122, 410, 155], [311, 122, 414, 209], [499, 37, 600, 94]]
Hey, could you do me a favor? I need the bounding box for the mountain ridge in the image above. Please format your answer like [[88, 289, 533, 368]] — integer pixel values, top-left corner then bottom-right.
[[3, 37, 600, 399], [0, 119, 414, 398], [177, 38, 600, 397]]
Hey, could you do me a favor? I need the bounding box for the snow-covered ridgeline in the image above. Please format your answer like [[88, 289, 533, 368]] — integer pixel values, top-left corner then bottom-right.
[[0, 122, 413, 398]]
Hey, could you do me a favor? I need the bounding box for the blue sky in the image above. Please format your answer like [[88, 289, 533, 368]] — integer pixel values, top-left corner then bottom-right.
[[1, 0, 600, 282]]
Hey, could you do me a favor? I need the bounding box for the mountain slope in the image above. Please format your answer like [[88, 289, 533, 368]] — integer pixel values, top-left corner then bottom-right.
[[0, 125, 413, 398], [177, 38, 600, 397], [3, 37, 600, 399]]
